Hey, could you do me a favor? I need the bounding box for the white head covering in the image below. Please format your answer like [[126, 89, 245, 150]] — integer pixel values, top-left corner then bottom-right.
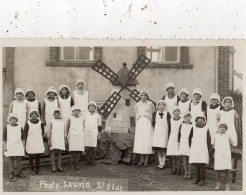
[[192, 88, 203, 97], [209, 93, 221, 104], [179, 88, 189, 97], [45, 87, 57, 96], [88, 101, 97, 110], [7, 113, 19, 123], [14, 88, 25, 99], [29, 109, 40, 118], [53, 107, 61, 114], [221, 96, 235, 108], [25, 87, 36, 97], [71, 105, 81, 113], [59, 84, 70, 94], [76, 79, 85, 88], [183, 111, 192, 118], [165, 82, 176, 91], [140, 89, 149, 96], [172, 106, 181, 113], [217, 120, 228, 130], [195, 114, 206, 123], [156, 100, 167, 109]]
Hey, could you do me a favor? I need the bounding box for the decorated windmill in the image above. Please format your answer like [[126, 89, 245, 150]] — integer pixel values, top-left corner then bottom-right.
[[92, 55, 155, 134]]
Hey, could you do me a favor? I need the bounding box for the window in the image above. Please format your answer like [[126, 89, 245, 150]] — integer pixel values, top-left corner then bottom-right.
[[125, 99, 130, 106], [130, 117, 136, 128], [146, 46, 180, 62], [113, 113, 117, 118], [59, 47, 94, 61]]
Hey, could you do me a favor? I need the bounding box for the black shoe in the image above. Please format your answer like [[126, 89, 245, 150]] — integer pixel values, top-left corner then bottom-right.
[[51, 168, 56, 173], [16, 171, 26, 178], [75, 166, 80, 170], [9, 172, 14, 179], [193, 179, 200, 184], [177, 168, 181, 175], [36, 168, 42, 175], [198, 179, 206, 186], [57, 168, 64, 172], [172, 169, 177, 174], [30, 169, 36, 176]]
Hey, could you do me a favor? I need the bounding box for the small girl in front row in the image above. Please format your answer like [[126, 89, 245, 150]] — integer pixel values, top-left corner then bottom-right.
[[25, 88, 42, 120], [24, 110, 45, 175], [189, 115, 211, 186], [83, 101, 102, 166], [152, 100, 171, 170], [3, 113, 26, 180], [213, 121, 236, 191], [66, 105, 84, 170], [166, 106, 183, 175], [178, 111, 193, 180], [48, 108, 66, 173]]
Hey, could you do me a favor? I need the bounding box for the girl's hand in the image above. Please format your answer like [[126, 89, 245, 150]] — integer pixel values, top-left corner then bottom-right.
[[3, 146, 7, 152], [43, 120, 46, 126]]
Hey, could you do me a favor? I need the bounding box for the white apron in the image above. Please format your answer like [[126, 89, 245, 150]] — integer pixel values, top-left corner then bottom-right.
[[189, 125, 209, 164], [207, 106, 220, 143], [164, 95, 178, 116], [58, 96, 72, 134], [44, 98, 58, 134], [26, 99, 39, 120], [214, 132, 232, 170], [84, 112, 100, 147], [178, 99, 191, 116], [152, 111, 169, 148], [68, 116, 84, 151], [73, 90, 89, 116], [178, 123, 192, 156], [12, 100, 27, 128], [26, 121, 45, 154], [219, 109, 237, 146], [4, 124, 25, 157], [190, 101, 204, 123], [50, 119, 65, 150], [166, 118, 183, 156]]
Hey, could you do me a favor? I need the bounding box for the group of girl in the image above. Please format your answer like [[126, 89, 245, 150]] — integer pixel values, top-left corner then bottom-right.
[[133, 83, 238, 191], [3, 79, 102, 180]]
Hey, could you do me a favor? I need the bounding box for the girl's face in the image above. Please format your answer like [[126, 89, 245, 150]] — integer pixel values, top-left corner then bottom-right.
[[158, 103, 166, 112], [180, 92, 188, 101], [140, 94, 148, 102], [72, 109, 81, 117], [54, 111, 61, 119], [167, 87, 175, 94], [27, 91, 35, 100], [210, 98, 219, 106], [196, 117, 205, 125], [61, 87, 68, 96], [224, 99, 232, 109], [218, 124, 227, 134], [184, 114, 192, 123], [9, 117, 17, 125], [77, 82, 84, 90], [48, 92, 56, 99], [16, 92, 24, 100], [193, 93, 201, 101], [88, 105, 96, 113], [173, 109, 181, 118], [30, 112, 39, 120]]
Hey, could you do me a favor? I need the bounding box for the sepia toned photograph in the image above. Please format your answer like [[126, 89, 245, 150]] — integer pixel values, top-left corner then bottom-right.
[[2, 45, 243, 192]]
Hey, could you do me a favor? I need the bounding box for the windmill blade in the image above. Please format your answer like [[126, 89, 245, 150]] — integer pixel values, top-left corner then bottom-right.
[[126, 87, 156, 106], [92, 60, 119, 83], [127, 55, 151, 81], [98, 90, 122, 119]]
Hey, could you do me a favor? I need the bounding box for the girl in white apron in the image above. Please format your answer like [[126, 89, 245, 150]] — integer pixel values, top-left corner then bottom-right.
[[152, 100, 171, 170], [58, 84, 74, 135], [48, 108, 66, 172], [190, 88, 207, 123], [212, 121, 234, 191], [178, 111, 193, 180], [178, 88, 191, 117], [24, 110, 45, 175], [83, 101, 102, 166], [217, 96, 238, 146], [166, 106, 183, 175], [72, 79, 89, 116], [67, 105, 84, 170], [25, 88, 41, 120], [9, 88, 27, 128], [133, 89, 155, 168], [3, 113, 26, 180], [162, 83, 180, 116], [189, 115, 211, 186]]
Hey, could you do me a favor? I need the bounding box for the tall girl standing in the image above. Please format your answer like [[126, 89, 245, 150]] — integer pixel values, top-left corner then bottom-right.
[[133, 89, 155, 168]]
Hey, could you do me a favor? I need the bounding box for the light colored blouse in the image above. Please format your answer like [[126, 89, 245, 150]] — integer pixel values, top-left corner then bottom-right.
[[135, 100, 155, 122]]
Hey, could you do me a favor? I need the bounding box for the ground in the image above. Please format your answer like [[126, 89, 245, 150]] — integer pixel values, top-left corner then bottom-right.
[[3, 156, 242, 192]]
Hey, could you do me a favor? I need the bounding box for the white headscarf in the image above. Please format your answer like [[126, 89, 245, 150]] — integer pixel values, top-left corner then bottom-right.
[[195, 114, 206, 123], [179, 88, 189, 97], [140, 89, 149, 96], [192, 88, 203, 97], [165, 82, 176, 91], [59, 84, 70, 94], [88, 101, 97, 110], [71, 105, 81, 113], [29, 109, 40, 118], [45, 87, 57, 96], [172, 106, 181, 113], [14, 88, 25, 99], [53, 107, 61, 114], [209, 93, 221, 104], [25, 87, 36, 97], [156, 100, 167, 110], [76, 79, 85, 89], [7, 113, 19, 123], [183, 111, 192, 119], [221, 96, 235, 108], [217, 120, 228, 130]]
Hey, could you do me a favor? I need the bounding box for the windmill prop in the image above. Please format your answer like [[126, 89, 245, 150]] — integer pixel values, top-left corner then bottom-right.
[[92, 55, 155, 119]]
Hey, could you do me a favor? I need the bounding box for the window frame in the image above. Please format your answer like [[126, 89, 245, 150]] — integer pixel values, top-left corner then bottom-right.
[[59, 47, 94, 62]]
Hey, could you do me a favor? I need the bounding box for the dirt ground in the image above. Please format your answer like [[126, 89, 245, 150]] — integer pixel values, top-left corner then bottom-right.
[[3, 156, 242, 192]]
